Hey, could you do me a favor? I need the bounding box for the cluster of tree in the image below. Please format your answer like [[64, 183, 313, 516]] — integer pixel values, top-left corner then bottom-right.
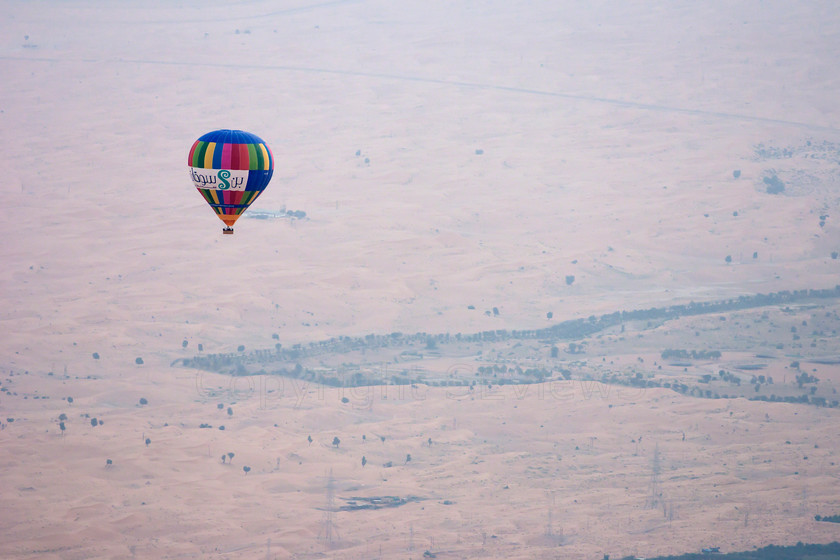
[[661, 349, 722, 360], [815, 514, 840, 523], [749, 374, 773, 385], [763, 174, 785, 194], [473, 364, 570, 381], [754, 143, 796, 159], [601, 373, 839, 409], [718, 370, 741, 385], [477, 364, 509, 375], [796, 372, 819, 387], [629, 541, 840, 560], [750, 394, 838, 407]]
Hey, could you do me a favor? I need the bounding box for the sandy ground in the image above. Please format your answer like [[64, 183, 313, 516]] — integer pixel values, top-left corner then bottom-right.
[[2, 1, 840, 558], [2, 372, 840, 559]]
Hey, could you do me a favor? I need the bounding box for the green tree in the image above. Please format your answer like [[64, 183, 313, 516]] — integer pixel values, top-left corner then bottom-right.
[[332, 437, 340, 448]]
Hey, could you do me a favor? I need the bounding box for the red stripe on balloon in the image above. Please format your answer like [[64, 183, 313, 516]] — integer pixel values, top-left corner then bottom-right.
[[188, 141, 198, 165], [239, 144, 251, 170], [230, 143, 239, 169]]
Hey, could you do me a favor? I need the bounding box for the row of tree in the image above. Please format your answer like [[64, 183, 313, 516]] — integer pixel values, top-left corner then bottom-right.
[[631, 541, 840, 560], [176, 286, 840, 379]]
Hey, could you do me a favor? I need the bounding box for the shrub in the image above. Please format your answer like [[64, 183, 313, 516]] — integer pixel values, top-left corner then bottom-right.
[[764, 174, 785, 194]]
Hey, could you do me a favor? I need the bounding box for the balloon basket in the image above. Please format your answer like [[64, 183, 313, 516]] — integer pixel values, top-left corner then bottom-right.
[[222, 227, 234, 235]]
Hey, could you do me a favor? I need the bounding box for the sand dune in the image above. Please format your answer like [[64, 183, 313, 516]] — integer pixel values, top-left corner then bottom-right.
[[2, 370, 840, 559]]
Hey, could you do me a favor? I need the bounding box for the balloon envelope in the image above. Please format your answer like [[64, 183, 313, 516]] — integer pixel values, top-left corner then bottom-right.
[[188, 129, 273, 229]]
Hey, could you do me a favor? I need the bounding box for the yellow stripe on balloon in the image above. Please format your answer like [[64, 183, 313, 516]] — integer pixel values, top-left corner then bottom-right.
[[203, 142, 216, 168], [258, 144, 270, 169]]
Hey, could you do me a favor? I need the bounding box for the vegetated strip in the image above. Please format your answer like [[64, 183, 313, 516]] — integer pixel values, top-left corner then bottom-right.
[[637, 541, 840, 560], [175, 286, 840, 374]]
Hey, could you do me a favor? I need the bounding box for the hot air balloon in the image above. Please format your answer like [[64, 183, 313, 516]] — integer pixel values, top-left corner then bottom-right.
[[187, 129, 273, 234]]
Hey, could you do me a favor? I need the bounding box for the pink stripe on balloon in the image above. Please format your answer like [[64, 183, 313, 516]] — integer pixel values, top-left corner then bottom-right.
[[221, 143, 233, 169]]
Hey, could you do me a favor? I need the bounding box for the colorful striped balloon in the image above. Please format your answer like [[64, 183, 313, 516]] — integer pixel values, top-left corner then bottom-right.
[[188, 129, 273, 233]]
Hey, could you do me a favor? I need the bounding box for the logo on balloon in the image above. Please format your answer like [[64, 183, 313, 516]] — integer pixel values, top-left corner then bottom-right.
[[189, 167, 249, 191], [217, 170, 232, 189]]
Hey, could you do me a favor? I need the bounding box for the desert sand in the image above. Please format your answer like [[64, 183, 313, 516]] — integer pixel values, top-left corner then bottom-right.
[[2, 1, 840, 558]]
